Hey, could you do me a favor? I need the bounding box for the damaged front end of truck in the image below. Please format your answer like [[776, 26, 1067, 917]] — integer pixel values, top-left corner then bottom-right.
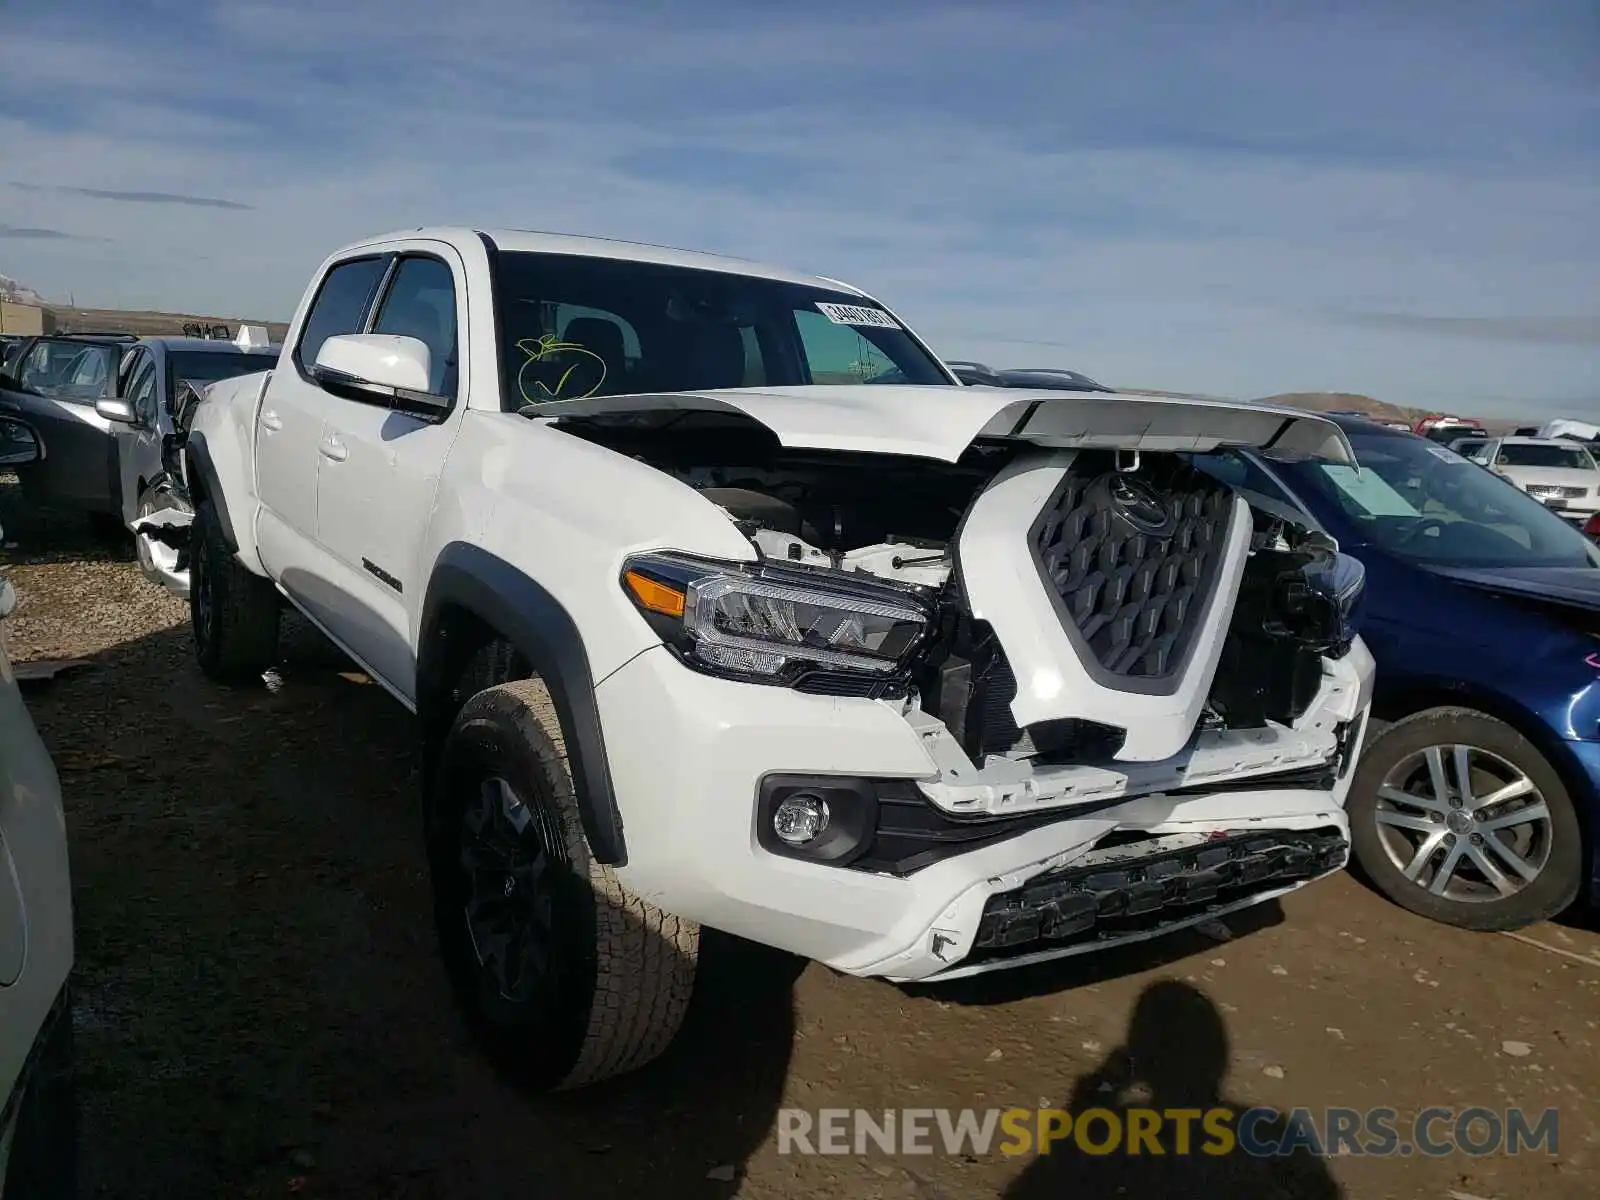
[[548, 385, 1376, 978]]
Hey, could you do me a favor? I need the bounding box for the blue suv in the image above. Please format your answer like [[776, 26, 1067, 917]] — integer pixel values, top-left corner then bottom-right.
[[1192, 416, 1598, 931]]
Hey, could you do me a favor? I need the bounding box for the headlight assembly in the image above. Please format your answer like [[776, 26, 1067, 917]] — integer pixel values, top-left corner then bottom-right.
[[620, 552, 932, 685], [1267, 549, 1366, 655]]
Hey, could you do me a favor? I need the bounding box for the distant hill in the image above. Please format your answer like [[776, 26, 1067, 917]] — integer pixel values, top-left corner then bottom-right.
[[48, 305, 289, 343], [1255, 391, 1420, 424]]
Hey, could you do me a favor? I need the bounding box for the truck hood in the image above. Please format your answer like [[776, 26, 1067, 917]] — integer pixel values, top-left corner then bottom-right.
[[534, 385, 1356, 465]]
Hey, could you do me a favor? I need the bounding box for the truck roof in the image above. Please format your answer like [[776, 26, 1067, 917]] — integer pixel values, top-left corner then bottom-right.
[[341, 226, 874, 296]]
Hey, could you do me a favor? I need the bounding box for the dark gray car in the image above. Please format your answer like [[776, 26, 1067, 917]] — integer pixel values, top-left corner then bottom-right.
[[0, 332, 278, 553]]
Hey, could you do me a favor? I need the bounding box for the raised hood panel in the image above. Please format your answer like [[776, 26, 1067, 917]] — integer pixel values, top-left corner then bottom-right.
[[535, 385, 1355, 465]]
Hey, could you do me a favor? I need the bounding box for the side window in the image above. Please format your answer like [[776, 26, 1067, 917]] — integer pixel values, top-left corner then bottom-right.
[[294, 256, 388, 373], [792, 308, 899, 384], [369, 256, 458, 397], [118, 347, 141, 393], [129, 361, 158, 426]]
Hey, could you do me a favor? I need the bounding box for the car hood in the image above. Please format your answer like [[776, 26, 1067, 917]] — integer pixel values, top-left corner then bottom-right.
[[1425, 564, 1600, 612], [533, 385, 1356, 465]]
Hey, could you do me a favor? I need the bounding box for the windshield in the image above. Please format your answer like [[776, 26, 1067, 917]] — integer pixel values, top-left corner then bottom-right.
[[16, 340, 121, 402], [1495, 442, 1597, 471], [168, 349, 277, 401], [491, 251, 953, 405], [1276, 432, 1600, 569]]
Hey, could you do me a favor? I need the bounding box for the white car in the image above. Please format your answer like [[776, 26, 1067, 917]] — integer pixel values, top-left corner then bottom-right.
[[178, 227, 1374, 1091], [1467, 436, 1600, 526], [0, 499, 77, 1195]]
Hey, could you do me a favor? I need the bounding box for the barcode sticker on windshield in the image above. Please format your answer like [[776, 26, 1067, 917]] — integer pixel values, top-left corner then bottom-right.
[[815, 302, 901, 329]]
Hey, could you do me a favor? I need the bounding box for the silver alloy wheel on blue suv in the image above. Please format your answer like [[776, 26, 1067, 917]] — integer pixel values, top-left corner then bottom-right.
[[1347, 708, 1584, 930]]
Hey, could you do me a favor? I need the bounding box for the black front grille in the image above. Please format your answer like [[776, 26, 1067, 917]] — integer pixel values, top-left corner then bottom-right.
[[1031, 455, 1233, 685], [968, 825, 1347, 960]]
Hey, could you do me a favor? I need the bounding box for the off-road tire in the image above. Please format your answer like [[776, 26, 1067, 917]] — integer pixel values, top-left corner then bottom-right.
[[1348, 707, 1583, 931], [2, 986, 78, 1200], [190, 498, 279, 683], [426, 677, 698, 1090]]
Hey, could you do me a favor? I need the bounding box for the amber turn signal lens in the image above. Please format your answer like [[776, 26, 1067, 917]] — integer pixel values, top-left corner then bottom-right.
[[624, 570, 686, 618]]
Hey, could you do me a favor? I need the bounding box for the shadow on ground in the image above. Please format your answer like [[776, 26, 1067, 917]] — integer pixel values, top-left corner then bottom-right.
[[1003, 980, 1342, 1199], [24, 617, 799, 1199]]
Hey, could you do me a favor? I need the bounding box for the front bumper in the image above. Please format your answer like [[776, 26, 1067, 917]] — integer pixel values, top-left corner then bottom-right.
[[596, 642, 1369, 983], [1555, 740, 1600, 902]]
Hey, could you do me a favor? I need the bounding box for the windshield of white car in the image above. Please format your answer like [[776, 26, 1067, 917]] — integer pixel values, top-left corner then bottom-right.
[[1275, 432, 1600, 569], [169, 350, 277, 398], [491, 251, 954, 406], [1495, 442, 1597, 471]]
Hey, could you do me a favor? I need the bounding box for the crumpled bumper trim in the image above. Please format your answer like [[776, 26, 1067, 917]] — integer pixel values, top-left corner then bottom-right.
[[967, 825, 1348, 960]]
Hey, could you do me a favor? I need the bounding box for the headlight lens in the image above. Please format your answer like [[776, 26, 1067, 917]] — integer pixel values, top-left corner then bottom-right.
[[621, 552, 932, 683], [1269, 550, 1365, 654]]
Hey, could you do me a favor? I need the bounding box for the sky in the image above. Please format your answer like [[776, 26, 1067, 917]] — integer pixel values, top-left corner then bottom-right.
[[0, 0, 1595, 418]]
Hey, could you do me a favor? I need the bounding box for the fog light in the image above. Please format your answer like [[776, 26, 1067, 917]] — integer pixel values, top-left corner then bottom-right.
[[773, 793, 830, 845]]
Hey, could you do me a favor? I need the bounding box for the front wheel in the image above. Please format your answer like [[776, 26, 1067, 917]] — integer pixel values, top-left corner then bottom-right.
[[1347, 707, 1584, 930], [190, 498, 279, 683], [426, 678, 699, 1090]]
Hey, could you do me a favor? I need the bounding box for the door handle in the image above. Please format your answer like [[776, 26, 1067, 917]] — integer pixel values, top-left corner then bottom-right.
[[261, 410, 283, 432], [319, 436, 348, 463]]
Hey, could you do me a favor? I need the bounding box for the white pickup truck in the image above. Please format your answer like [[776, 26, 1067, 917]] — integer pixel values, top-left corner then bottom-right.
[[179, 227, 1375, 1090]]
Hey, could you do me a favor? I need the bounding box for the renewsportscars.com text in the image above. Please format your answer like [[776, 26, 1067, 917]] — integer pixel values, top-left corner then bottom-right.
[[776, 1106, 1559, 1159]]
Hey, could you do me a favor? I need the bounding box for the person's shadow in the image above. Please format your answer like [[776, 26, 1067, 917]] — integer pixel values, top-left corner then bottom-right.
[[1005, 980, 1343, 1200]]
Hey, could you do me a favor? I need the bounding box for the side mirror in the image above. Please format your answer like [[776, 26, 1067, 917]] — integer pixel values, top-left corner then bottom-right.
[[311, 334, 443, 408], [95, 397, 138, 425], [0, 577, 15, 621], [0, 415, 40, 466]]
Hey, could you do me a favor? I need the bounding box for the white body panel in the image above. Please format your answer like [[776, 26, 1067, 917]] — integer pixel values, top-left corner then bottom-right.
[[184, 224, 1376, 981], [0, 569, 75, 1166]]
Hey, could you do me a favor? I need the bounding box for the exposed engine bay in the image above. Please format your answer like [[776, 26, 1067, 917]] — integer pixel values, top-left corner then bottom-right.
[[562, 415, 1365, 783]]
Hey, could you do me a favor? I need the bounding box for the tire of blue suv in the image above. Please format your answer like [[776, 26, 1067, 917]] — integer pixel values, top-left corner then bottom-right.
[[1347, 707, 1583, 931], [425, 678, 699, 1090], [3, 987, 78, 1200], [189, 499, 280, 683]]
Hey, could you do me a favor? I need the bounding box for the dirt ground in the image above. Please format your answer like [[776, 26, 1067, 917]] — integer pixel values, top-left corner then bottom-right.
[[2, 479, 1598, 1200]]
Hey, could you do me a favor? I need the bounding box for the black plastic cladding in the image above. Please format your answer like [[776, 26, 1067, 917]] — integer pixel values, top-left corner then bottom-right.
[[1029, 458, 1233, 697]]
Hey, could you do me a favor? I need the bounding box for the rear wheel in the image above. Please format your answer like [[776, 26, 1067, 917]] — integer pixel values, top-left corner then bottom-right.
[[425, 678, 698, 1090], [190, 498, 279, 683], [1347, 707, 1583, 930]]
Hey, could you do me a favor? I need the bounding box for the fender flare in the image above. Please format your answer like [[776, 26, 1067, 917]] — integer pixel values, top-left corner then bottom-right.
[[182, 431, 238, 552], [418, 542, 628, 866]]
